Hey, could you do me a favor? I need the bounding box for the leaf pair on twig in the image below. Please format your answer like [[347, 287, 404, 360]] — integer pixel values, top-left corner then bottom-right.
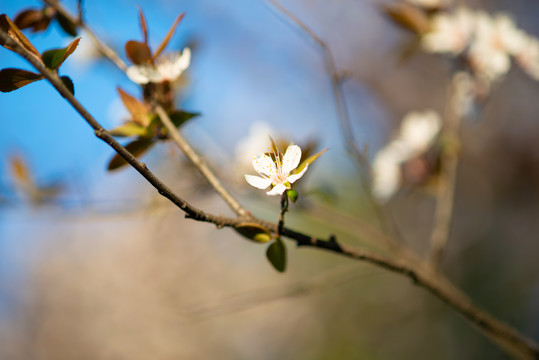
[[0, 14, 79, 94]]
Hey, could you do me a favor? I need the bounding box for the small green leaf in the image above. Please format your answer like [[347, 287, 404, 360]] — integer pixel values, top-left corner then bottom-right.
[[266, 237, 287, 272], [294, 148, 329, 175], [169, 110, 200, 128], [235, 223, 272, 243], [0, 68, 43, 92], [287, 189, 298, 203], [125, 40, 152, 65], [41, 38, 80, 70], [60, 76, 74, 96], [107, 138, 154, 171], [109, 122, 148, 137], [54, 11, 78, 37]]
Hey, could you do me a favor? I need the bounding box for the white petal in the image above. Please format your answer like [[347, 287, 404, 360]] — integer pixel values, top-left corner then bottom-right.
[[252, 154, 276, 178], [281, 145, 301, 176], [126, 65, 151, 84], [266, 183, 287, 196], [172, 48, 191, 76], [245, 175, 272, 189], [287, 163, 308, 184]]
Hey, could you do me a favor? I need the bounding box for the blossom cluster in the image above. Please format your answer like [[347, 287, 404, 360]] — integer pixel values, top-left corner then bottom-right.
[[421, 7, 539, 82], [371, 110, 441, 202]]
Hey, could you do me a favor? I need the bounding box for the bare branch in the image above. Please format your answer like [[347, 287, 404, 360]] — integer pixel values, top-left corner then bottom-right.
[[155, 105, 248, 217], [428, 74, 462, 270], [42, 0, 128, 71]]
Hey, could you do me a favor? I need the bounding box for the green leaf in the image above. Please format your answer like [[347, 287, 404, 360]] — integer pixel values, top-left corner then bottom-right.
[[107, 138, 154, 171], [0, 68, 43, 92], [54, 11, 78, 37], [60, 76, 74, 96], [109, 122, 148, 137], [287, 189, 298, 203], [169, 110, 200, 128], [41, 38, 80, 70], [294, 148, 329, 175], [266, 237, 287, 272], [234, 223, 272, 243]]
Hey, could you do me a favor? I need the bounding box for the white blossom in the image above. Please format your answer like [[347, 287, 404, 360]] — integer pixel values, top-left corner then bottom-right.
[[126, 48, 191, 85], [422, 8, 476, 55], [245, 145, 308, 196], [371, 110, 441, 202]]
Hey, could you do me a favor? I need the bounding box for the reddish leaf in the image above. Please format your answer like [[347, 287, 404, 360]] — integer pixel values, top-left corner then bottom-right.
[[117, 87, 150, 126], [41, 38, 80, 70], [0, 68, 43, 92], [137, 6, 149, 46], [152, 13, 185, 60], [0, 14, 42, 59], [14, 8, 52, 33], [107, 138, 154, 171], [125, 40, 152, 65], [382, 3, 431, 35]]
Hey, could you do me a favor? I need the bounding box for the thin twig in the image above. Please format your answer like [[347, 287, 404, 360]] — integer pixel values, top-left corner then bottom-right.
[[428, 74, 462, 270], [266, 0, 367, 169], [2, 20, 539, 360], [155, 105, 247, 217], [42, 0, 128, 71], [265, 0, 403, 251]]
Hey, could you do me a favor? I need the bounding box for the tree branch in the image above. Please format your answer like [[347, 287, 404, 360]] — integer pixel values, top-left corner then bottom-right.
[[42, 0, 128, 71], [2, 17, 539, 360], [155, 105, 247, 216]]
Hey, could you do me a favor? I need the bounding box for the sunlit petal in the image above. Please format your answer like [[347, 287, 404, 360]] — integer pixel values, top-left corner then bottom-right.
[[281, 145, 301, 175], [252, 154, 276, 178], [287, 163, 308, 184], [266, 183, 287, 196], [245, 175, 272, 189], [126, 65, 152, 84]]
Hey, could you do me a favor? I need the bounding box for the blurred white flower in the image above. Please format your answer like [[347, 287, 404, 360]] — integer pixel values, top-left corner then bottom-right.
[[405, 0, 451, 9], [127, 48, 191, 84], [513, 34, 539, 80], [422, 8, 476, 55], [235, 122, 277, 171], [372, 110, 442, 202], [245, 145, 308, 196]]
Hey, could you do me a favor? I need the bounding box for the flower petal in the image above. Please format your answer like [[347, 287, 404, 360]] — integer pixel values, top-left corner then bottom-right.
[[281, 145, 301, 176], [245, 175, 272, 189], [126, 65, 152, 84], [172, 47, 191, 77], [252, 154, 276, 178], [266, 183, 287, 196], [287, 163, 308, 184]]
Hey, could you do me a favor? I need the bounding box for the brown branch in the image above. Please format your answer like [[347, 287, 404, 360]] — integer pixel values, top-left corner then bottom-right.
[[2, 20, 539, 360], [155, 105, 248, 217], [42, 0, 128, 71], [428, 74, 462, 270]]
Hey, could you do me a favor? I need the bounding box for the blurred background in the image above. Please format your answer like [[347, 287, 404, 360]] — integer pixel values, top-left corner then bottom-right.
[[1, 0, 539, 358]]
